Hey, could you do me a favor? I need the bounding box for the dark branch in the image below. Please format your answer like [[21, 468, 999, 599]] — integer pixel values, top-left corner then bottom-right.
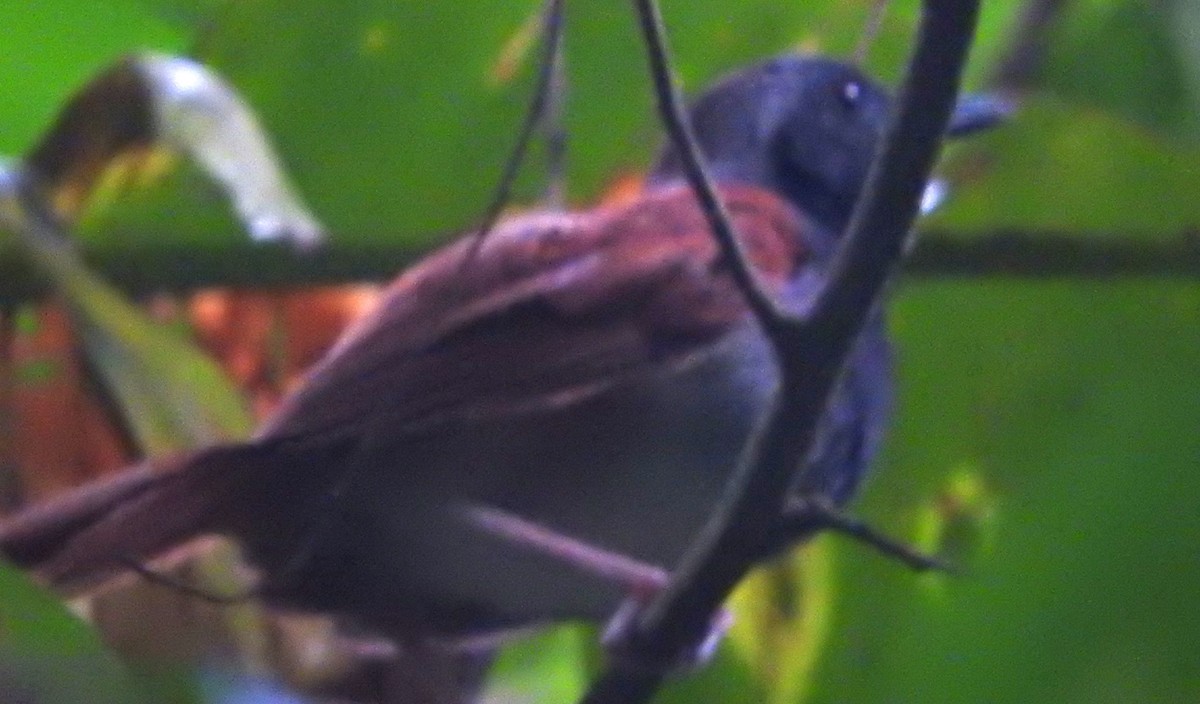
[[909, 230, 1200, 277], [578, 0, 982, 701], [460, 0, 567, 264], [989, 0, 1068, 91], [628, 0, 785, 331], [0, 307, 20, 511], [803, 0, 982, 349], [2, 230, 1195, 305], [780, 497, 952, 573], [118, 555, 255, 605]]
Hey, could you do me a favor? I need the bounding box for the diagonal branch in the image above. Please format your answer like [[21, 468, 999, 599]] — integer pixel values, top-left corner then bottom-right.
[[629, 0, 786, 332], [578, 0, 983, 701], [541, 0, 570, 210], [461, 0, 567, 265], [800, 0, 984, 351]]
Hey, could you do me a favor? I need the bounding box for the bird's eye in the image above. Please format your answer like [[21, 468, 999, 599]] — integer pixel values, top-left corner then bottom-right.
[[839, 81, 862, 110]]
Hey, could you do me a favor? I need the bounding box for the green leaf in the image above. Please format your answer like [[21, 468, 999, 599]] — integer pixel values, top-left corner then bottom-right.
[[0, 562, 156, 704], [0, 182, 253, 453], [4, 0, 1030, 258], [934, 96, 1200, 234], [0, 1, 186, 155], [485, 625, 594, 703], [805, 281, 1200, 704], [655, 640, 766, 704], [1042, 0, 1200, 142], [726, 545, 836, 704]]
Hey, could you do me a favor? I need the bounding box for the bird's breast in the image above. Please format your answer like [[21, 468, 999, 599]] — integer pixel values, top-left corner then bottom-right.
[[252, 316, 889, 638], [262, 321, 778, 632]]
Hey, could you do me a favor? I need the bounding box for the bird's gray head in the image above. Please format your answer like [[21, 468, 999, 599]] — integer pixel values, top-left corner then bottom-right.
[[650, 55, 1007, 235]]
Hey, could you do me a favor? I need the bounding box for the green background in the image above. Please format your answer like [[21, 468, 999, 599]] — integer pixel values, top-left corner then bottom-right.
[[1, 0, 1197, 702]]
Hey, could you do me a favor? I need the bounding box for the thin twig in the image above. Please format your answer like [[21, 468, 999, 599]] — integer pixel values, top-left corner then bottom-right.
[[781, 497, 952, 573], [853, 0, 892, 67], [629, 0, 786, 334], [542, 2, 569, 210], [578, 0, 982, 700], [118, 554, 255, 605], [989, 0, 1068, 91], [460, 0, 567, 266], [0, 307, 20, 511]]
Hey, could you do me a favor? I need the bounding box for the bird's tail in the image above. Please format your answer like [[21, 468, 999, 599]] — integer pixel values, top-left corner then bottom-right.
[[0, 443, 274, 592]]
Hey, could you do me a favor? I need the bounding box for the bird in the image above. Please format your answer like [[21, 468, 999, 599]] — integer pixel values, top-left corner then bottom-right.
[[0, 54, 1005, 646]]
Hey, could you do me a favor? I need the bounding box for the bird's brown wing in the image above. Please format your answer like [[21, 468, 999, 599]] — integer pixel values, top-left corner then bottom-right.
[[258, 184, 810, 443], [0, 185, 811, 589]]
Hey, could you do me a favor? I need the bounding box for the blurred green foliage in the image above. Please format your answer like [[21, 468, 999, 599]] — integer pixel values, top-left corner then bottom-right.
[[0, 0, 1197, 702]]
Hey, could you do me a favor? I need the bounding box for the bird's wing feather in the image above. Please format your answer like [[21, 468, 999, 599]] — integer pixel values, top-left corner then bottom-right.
[[258, 185, 810, 443], [0, 185, 812, 591]]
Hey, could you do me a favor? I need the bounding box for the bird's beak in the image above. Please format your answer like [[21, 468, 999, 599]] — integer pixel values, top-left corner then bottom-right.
[[918, 93, 1013, 216], [946, 93, 1014, 137]]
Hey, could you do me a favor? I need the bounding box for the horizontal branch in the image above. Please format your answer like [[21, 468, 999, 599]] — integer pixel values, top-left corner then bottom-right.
[[1, 230, 1196, 304], [910, 230, 1200, 277]]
